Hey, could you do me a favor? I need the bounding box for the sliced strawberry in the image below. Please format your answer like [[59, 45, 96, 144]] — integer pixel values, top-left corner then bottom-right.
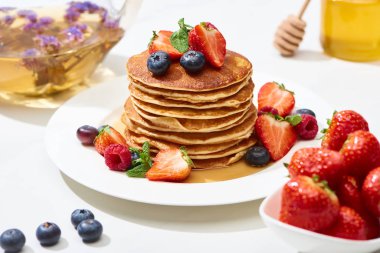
[[258, 82, 295, 117], [148, 30, 183, 60], [94, 125, 127, 156], [188, 22, 226, 68], [146, 147, 193, 182], [255, 114, 297, 161]]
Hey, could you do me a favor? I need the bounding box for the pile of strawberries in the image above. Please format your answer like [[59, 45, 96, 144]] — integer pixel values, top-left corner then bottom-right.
[[279, 110, 380, 240]]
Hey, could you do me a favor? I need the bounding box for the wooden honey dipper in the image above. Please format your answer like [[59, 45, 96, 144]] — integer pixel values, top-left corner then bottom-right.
[[274, 0, 311, 56]]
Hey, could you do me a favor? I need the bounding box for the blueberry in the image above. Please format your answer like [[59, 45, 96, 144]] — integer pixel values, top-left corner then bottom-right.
[[131, 152, 139, 161], [180, 50, 206, 73], [295, 108, 316, 117], [147, 51, 171, 76], [245, 146, 270, 166], [77, 125, 99, 145], [0, 229, 26, 253], [36, 222, 61, 246], [77, 219, 103, 243], [71, 209, 95, 229]]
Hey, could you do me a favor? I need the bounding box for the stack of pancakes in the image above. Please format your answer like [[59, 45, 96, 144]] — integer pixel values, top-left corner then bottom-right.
[[122, 50, 257, 169]]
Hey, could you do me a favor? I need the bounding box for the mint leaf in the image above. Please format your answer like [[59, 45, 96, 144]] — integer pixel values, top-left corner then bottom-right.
[[127, 164, 149, 178], [285, 114, 302, 126], [129, 147, 140, 153], [170, 18, 191, 53]]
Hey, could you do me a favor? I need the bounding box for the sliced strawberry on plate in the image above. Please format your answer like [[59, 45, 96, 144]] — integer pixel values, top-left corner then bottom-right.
[[254, 113, 299, 161], [323, 206, 367, 240], [188, 22, 226, 68], [146, 147, 193, 182], [280, 175, 340, 232], [148, 30, 183, 60], [258, 82, 295, 117], [321, 110, 369, 151], [94, 125, 127, 156]]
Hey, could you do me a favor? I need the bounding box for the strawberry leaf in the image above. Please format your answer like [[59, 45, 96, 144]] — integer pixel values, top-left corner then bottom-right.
[[148, 31, 158, 47], [274, 81, 295, 95], [180, 146, 194, 167]]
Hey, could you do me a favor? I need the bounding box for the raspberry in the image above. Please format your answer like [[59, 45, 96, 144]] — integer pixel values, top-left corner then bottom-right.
[[295, 114, 319, 140], [258, 106, 279, 116], [104, 144, 131, 171]]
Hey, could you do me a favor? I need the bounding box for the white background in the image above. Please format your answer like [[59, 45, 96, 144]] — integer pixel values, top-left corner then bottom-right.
[[1, 0, 379, 252]]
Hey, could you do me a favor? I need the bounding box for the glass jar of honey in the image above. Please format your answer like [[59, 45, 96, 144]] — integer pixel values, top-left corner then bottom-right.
[[321, 0, 380, 61]]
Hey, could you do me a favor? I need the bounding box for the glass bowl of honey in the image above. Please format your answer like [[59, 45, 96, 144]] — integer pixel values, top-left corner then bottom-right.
[[0, 1, 127, 108]]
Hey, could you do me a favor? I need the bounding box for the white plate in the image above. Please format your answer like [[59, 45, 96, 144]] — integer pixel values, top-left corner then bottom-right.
[[45, 73, 332, 206]]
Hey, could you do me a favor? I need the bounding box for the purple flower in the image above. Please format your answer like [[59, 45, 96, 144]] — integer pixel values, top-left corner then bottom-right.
[[64, 7, 81, 23], [35, 35, 61, 53], [22, 48, 41, 57], [1, 15, 15, 26], [21, 48, 45, 72], [98, 7, 108, 22], [83, 1, 99, 13], [39, 16, 54, 25], [103, 17, 120, 29], [64, 26, 84, 42], [17, 9, 38, 23], [0, 7, 15, 12], [23, 22, 43, 32], [70, 2, 87, 13], [73, 23, 87, 32]]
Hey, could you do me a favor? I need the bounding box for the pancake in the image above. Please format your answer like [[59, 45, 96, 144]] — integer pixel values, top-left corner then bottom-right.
[[129, 79, 253, 109], [127, 50, 253, 91], [124, 112, 256, 145], [131, 77, 250, 103], [132, 97, 251, 119], [130, 100, 256, 132], [123, 99, 256, 132], [125, 130, 242, 155]]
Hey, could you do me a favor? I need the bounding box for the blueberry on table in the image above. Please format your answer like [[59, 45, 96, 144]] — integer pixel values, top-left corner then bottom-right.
[[131, 152, 139, 162], [76, 125, 99, 145], [245, 146, 270, 166], [71, 209, 95, 229], [77, 219, 103, 243], [147, 51, 171, 76], [180, 50, 206, 73], [36, 222, 61, 246], [295, 108, 316, 117], [0, 228, 26, 253]]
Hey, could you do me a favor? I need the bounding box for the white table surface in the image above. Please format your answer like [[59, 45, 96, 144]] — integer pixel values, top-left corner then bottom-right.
[[1, 0, 379, 252]]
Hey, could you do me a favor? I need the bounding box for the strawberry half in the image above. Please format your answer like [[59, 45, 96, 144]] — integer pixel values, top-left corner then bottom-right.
[[280, 175, 340, 232], [254, 114, 298, 161], [340, 130, 380, 180], [321, 110, 369, 151], [287, 147, 346, 189], [188, 22, 226, 68], [323, 206, 367, 240], [146, 147, 193, 182], [258, 82, 295, 117], [148, 30, 183, 60], [94, 125, 127, 156]]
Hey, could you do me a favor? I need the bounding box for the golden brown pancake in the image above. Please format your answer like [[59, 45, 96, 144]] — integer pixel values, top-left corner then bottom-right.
[[127, 50, 253, 91], [129, 80, 253, 109], [131, 77, 250, 103], [132, 97, 251, 119], [128, 99, 256, 132], [124, 112, 256, 145]]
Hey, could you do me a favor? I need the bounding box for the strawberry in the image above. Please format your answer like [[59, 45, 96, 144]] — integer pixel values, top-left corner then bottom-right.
[[188, 22, 226, 68], [148, 30, 183, 60], [287, 147, 346, 189], [362, 212, 380, 239], [321, 110, 369, 151], [280, 175, 340, 232], [254, 114, 299, 161], [94, 125, 127, 156], [362, 167, 380, 217], [340, 130, 380, 180], [323, 206, 367, 240], [146, 147, 193, 182], [337, 175, 363, 213], [257, 82, 295, 117]]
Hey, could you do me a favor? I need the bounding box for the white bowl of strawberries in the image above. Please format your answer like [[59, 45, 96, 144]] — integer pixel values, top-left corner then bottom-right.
[[260, 110, 380, 253]]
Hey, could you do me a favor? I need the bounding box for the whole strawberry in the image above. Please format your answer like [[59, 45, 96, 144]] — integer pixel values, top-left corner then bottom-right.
[[280, 175, 340, 232], [337, 175, 363, 213], [362, 167, 380, 217], [340, 130, 380, 180], [323, 206, 367, 240], [321, 110, 369, 151], [287, 147, 346, 189], [94, 125, 127, 156]]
